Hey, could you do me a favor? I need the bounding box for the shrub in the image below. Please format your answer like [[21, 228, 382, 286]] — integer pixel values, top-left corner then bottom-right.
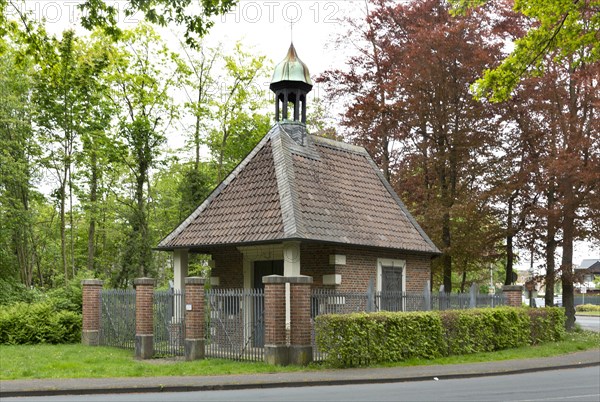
[[0, 302, 81, 345], [315, 311, 446, 367], [576, 304, 600, 312], [528, 307, 566, 344], [0, 278, 43, 306], [440, 308, 530, 355], [45, 282, 83, 313], [315, 307, 567, 367]]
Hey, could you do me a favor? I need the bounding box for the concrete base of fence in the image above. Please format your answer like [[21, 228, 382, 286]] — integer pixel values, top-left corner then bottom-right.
[[81, 330, 99, 346], [135, 335, 154, 359], [289, 345, 312, 366], [184, 339, 205, 361], [265, 345, 289, 366]]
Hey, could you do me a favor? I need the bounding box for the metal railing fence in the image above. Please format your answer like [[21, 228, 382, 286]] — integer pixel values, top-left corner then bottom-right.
[[205, 288, 264, 362], [99, 289, 136, 350], [575, 295, 600, 306], [154, 289, 185, 357]]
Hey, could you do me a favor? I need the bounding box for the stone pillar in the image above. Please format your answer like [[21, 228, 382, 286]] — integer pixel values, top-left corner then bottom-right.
[[283, 241, 301, 328], [81, 279, 103, 346], [184, 277, 205, 360], [289, 276, 313, 366], [263, 275, 288, 365], [134, 278, 155, 359], [173, 249, 189, 323], [502, 285, 524, 308]]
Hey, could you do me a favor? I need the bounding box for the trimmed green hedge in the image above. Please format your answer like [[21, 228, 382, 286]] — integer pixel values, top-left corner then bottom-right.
[[576, 304, 600, 312], [0, 302, 81, 345], [315, 307, 565, 367], [315, 312, 446, 366], [528, 308, 566, 344], [441, 308, 531, 355]]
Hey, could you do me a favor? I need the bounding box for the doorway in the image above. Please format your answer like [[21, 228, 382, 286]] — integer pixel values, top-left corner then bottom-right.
[[253, 260, 284, 289], [253, 260, 283, 347], [380, 265, 403, 311]]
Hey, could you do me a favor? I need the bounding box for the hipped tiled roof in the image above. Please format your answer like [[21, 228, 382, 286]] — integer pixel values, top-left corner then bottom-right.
[[157, 123, 439, 254]]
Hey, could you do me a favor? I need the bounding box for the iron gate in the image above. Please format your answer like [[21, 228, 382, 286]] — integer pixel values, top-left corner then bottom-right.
[[205, 288, 264, 361], [99, 289, 136, 350], [154, 289, 185, 357]]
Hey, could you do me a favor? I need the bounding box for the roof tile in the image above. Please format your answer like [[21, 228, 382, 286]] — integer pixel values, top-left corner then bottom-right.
[[158, 124, 439, 254]]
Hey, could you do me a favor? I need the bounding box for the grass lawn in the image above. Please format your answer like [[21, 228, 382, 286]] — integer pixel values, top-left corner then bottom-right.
[[576, 311, 600, 316], [1, 331, 598, 380]]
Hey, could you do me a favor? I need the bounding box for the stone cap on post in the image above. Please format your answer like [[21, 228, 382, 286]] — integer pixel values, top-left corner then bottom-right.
[[262, 275, 313, 285], [185, 277, 206, 286], [81, 279, 104, 286], [502, 285, 524, 292], [134, 278, 156, 287]]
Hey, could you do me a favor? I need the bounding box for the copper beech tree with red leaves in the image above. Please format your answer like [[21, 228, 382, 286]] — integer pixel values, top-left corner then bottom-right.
[[319, 0, 510, 292], [517, 59, 600, 329], [319, 0, 599, 330]]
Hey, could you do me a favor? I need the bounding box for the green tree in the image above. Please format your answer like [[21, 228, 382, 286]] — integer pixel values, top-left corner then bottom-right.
[[107, 24, 185, 286], [205, 43, 271, 182], [77, 0, 237, 48], [1, 0, 237, 49], [73, 35, 117, 275], [33, 30, 84, 283], [179, 43, 220, 215], [449, 0, 600, 102], [0, 34, 40, 286]]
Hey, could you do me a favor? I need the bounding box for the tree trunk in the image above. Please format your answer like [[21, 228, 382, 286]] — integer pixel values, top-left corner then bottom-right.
[[69, 163, 75, 278], [135, 165, 148, 277], [194, 86, 202, 170], [561, 183, 576, 331], [59, 173, 68, 284], [545, 185, 557, 307], [442, 210, 452, 292], [505, 192, 517, 285], [87, 149, 98, 273], [505, 233, 514, 285]]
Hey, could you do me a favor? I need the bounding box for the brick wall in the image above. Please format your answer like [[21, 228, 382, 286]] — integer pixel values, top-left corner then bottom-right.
[[134, 278, 155, 335], [300, 243, 431, 293], [299, 244, 335, 288], [184, 277, 205, 339], [210, 246, 244, 288], [208, 243, 432, 293], [290, 282, 312, 346], [503, 285, 524, 307], [81, 279, 103, 346], [82, 280, 103, 332], [263, 281, 286, 345]]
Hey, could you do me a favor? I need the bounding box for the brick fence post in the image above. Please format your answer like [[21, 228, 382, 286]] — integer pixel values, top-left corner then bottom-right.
[[263, 275, 288, 365], [184, 277, 205, 360], [502, 285, 524, 308], [134, 277, 155, 359], [81, 279, 103, 346], [289, 276, 313, 366]]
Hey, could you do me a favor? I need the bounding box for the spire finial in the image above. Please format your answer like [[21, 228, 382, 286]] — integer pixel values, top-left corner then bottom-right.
[[270, 45, 313, 125]]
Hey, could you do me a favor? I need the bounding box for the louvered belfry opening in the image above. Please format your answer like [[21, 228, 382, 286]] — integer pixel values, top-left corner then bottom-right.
[[270, 43, 313, 124]]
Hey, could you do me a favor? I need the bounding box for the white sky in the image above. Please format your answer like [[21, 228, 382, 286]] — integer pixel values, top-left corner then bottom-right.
[[8, 0, 598, 270]]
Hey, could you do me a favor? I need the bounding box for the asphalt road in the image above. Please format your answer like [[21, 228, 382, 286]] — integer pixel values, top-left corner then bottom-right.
[[576, 315, 600, 332], [5, 366, 600, 402]]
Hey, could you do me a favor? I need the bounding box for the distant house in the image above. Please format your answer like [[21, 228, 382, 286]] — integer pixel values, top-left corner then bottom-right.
[[156, 45, 440, 296], [576, 259, 600, 294]]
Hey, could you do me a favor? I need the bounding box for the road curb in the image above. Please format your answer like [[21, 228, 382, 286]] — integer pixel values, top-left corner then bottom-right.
[[2, 360, 599, 398]]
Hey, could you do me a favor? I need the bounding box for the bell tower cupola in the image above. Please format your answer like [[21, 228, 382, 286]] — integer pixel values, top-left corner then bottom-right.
[[270, 44, 313, 124]]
